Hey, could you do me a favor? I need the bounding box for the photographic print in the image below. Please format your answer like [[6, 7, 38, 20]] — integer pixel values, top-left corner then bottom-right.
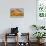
[[10, 8, 24, 16]]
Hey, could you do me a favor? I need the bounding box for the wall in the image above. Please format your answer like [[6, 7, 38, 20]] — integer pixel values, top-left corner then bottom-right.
[[0, 0, 36, 42]]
